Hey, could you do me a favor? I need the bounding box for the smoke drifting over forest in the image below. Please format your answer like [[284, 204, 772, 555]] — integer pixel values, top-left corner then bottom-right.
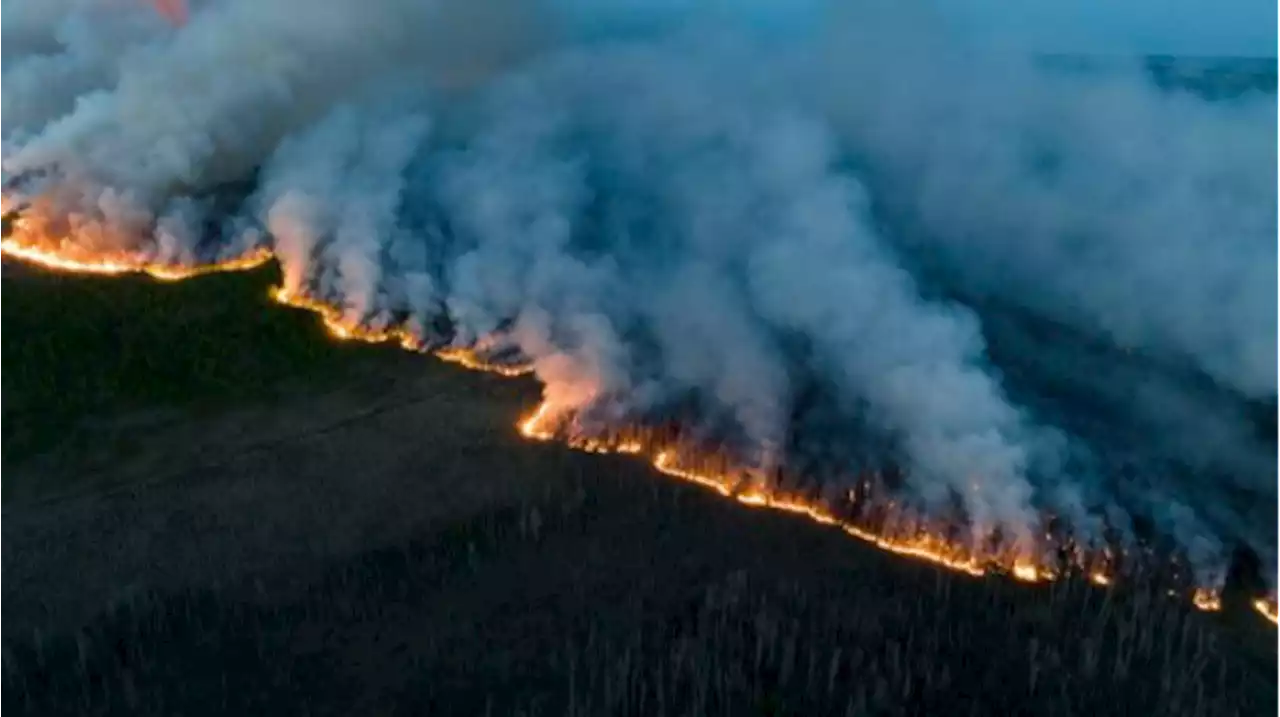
[[2, 0, 1275, 588]]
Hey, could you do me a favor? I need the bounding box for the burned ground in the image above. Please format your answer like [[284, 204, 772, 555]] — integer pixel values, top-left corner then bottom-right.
[[1, 263, 1275, 716]]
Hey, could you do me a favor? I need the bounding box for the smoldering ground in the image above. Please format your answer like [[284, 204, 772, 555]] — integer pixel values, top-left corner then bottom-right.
[[2, 0, 1274, 587]]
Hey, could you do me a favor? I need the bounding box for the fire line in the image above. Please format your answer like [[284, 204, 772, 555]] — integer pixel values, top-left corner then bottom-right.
[[2, 233, 1275, 626]]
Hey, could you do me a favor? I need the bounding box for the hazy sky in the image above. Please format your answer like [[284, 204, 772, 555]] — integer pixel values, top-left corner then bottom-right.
[[554, 0, 1277, 57], [944, 0, 1276, 56]]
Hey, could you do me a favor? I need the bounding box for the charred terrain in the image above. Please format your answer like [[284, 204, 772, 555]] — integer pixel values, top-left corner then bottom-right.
[[2, 263, 1275, 716]]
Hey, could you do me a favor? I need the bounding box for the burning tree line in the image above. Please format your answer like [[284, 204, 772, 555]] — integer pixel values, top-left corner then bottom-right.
[[516, 394, 1278, 619], [1, 208, 1276, 626]]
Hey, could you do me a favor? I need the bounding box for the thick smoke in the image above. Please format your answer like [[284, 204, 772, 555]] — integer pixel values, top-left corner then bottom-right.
[[1, 1, 172, 136], [3, 0, 1274, 582], [808, 6, 1277, 574], [815, 10, 1277, 399]]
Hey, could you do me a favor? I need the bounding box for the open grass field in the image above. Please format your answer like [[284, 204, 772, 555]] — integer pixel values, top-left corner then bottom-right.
[[1, 259, 1275, 715]]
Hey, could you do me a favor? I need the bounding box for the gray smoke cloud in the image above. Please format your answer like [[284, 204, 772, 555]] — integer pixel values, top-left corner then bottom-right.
[[1, 2, 161, 135], [814, 8, 1277, 398], [2, 0, 1273, 583], [806, 7, 1276, 574]]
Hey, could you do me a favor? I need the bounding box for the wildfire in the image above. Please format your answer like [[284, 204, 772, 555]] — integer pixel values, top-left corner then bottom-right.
[[1013, 561, 1045, 583], [269, 287, 539, 376], [1191, 588, 1222, 612], [269, 287, 423, 350], [1253, 597, 1279, 626], [518, 402, 557, 440], [0, 237, 272, 280], [513, 398, 1277, 606], [521, 401, 1005, 581], [2, 223, 1272, 625], [437, 347, 532, 377]]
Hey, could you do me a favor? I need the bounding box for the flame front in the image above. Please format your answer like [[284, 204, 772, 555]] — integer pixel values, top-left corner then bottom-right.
[[1, 235, 272, 281], [2, 227, 1273, 625], [1254, 596, 1279, 625], [514, 398, 1278, 606], [1191, 588, 1222, 612], [269, 287, 424, 350], [520, 400, 1040, 582]]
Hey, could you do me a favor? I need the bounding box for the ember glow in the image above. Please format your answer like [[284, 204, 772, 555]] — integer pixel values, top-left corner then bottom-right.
[[1191, 588, 1223, 612], [1253, 597, 1279, 626]]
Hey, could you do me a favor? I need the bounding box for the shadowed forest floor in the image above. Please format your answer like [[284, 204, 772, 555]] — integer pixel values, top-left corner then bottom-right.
[[1, 262, 1275, 716]]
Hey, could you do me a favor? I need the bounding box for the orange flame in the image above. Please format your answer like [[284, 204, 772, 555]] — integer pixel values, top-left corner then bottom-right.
[[522, 401, 995, 580], [1191, 588, 1222, 612], [1, 235, 272, 281], [515, 399, 1262, 603], [268, 287, 423, 350], [268, 287, 536, 375], [1254, 596, 1279, 626], [1, 219, 1268, 622], [437, 346, 533, 377]]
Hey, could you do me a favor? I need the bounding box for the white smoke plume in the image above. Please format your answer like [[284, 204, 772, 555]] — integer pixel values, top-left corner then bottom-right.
[[3, 0, 1274, 582], [815, 9, 1277, 399], [3, 3, 207, 139]]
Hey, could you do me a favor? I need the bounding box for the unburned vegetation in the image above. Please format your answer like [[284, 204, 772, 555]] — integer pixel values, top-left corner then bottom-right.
[[1, 263, 369, 496], [4, 453, 1275, 716]]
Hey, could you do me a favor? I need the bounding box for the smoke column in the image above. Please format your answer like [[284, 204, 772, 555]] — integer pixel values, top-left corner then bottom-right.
[[2, 0, 1274, 589]]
